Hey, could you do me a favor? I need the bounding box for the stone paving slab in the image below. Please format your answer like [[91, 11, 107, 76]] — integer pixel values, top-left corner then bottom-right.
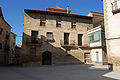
[[0, 64, 117, 80], [103, 71, 120, 80]]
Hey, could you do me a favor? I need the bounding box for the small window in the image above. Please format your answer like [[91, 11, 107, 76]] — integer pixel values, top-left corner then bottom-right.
[[13, 42, 15, 46], [40, 17, 46, 26], [84, 53, 90, 59], [111, 0, 120, 14], [6, 31, 9, 39], [30, 48, 36, 56], [71, 22, 76, 29], [13, 36, 16, 39], [47, 32, 54, 42], [0, 28, 3, 34], [0, 43, 2, 49], [56, 20, 61, 27]]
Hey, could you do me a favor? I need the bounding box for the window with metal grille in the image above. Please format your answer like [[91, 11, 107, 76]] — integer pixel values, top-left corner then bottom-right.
[[56, 20, 61, 27], [71, 22, 76, 29], [40, 17, 46, 26], [47, 32, 54, 41]]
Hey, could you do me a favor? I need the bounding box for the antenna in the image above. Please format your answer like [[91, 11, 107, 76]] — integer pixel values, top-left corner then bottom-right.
[[67, 6, 69, 14]]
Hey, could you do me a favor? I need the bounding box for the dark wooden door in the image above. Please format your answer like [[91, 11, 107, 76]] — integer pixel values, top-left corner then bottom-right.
[[64, 33, 69, 45], [78, 34, 83, 46], [42, 51, 52, 65]]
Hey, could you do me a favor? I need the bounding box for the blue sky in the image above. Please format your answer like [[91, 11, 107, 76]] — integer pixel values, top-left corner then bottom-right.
[[0, 0, 103, 45]]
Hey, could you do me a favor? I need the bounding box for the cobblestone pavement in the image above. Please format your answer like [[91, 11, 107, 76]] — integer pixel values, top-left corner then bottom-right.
[[0, 64, 117, 80]]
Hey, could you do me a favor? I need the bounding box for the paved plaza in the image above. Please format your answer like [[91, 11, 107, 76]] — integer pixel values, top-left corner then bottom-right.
[[0, 64, 118, 80]]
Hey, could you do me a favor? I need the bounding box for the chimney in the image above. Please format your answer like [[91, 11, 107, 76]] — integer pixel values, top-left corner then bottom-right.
[[67, 6, 69, 14]]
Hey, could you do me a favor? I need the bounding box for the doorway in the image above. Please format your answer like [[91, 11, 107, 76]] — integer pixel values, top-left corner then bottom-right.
[[96, 52, 99, 63], [42, 51, 52, 65], [64, 33, 69, 45]]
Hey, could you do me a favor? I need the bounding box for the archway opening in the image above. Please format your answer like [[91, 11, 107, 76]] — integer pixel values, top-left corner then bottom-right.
[[42, 51, 52, 65]]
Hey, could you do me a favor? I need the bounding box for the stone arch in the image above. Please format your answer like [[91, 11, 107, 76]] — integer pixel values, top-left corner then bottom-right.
[[42, 51, 52, 65]]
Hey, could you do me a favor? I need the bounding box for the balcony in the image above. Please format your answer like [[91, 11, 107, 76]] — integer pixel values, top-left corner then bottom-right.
[[60, 40, 79, 49], [112, 0, 120, 14], [26, 38, 42, 46]]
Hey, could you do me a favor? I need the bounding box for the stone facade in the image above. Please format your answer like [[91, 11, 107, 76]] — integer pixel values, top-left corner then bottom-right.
[[102, 0, 120, 71], [21, 6, 93, 66], [9, 32, 16, 64], [0, 8, 16, 66]]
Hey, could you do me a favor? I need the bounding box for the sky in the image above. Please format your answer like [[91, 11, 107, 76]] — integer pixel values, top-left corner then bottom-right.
[[0, 0, 103, 45]]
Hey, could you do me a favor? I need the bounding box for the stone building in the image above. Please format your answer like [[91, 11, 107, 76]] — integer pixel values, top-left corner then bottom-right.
[[102, 0, 120, 71], [0, 8, 16, 66], [87, 12, 107, 65], [21, 6, 93, 66], [9, 32, 16, 64]]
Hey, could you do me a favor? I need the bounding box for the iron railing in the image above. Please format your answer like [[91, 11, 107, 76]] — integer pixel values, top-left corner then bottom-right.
[[60, 40, 78, 46], [26, 38, 42, 45]]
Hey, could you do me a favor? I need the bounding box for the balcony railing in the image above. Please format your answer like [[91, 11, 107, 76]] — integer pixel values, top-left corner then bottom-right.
[[112, 0, 120, 14], [60, 40, 77, 46], [26, 38, 42, 45], [60, 40, 79, 49]]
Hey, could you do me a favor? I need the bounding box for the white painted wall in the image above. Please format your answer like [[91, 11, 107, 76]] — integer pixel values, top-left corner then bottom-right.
[[104, 0, 120, 57], [89, 42, 102, 47], [91, 49, 103, 63]]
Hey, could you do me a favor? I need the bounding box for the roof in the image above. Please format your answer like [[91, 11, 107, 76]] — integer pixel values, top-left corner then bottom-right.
[[16, 44, 22, 49], [89, 11, 104, 15], [24, 9, 92, 20], [53, 6, 64, 10], [11, 32, 17, 36], [46, 6, 71, 13], [88, 11, 104, 17], [0, 8, 12, 28]]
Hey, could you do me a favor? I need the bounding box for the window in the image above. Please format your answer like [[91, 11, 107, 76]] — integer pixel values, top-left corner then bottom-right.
[[56, 20, 61, 27], [13, 42, 15, 46], [84, 53, 90, 59], [31, 31, 38, 44], [40, 17, 46, 26], [112, 0, 120, 14], [71, 22, 76, 29], [64, 33, 69, 45], [4, 40, 9, 52], [0, 43, 2, 49], [89, 35, 94, 42], [47, 32, 54, 41], [88, 31, 100, 43], [78, 34, 83, 46], [13, 36, 16, 39], [30, 48, 36, 56], [6, 31, 9, 39], [0, 28, 3, 34]]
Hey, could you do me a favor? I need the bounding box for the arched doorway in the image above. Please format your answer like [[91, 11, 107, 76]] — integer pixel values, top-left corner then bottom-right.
[[42, 51, 52, 65]]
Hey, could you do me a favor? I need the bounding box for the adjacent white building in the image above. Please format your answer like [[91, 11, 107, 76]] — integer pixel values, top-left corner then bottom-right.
[[102, 0, 120, 71], [87, 12, 107, 65]]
